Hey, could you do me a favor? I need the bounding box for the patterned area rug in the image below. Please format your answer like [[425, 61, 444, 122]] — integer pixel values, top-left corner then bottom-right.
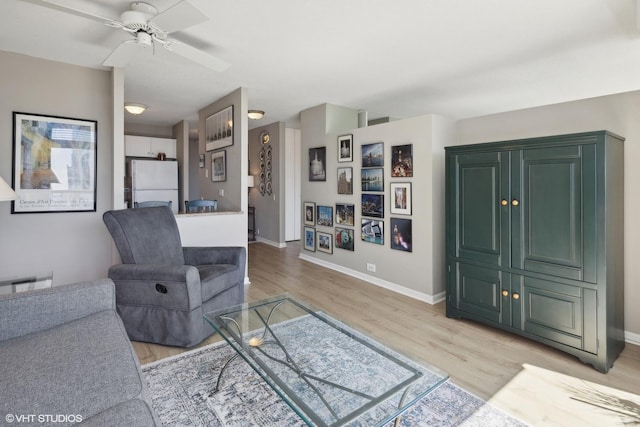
[[142, 321, 525, 427]]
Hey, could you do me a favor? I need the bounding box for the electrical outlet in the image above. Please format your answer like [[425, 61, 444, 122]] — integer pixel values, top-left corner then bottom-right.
[[219, 189, 224, 197], [367, 263, 376, 273]]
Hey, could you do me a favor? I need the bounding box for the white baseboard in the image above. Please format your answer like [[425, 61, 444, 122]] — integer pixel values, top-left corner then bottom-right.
[[256, 236, 286, 248], [626, 330, 640, 346], [298, 253, 442, 305]]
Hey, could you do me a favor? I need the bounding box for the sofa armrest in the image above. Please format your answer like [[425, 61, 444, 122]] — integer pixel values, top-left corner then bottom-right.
[[108, 264, 202, 311], [183, 246, 246, 268], [0, 278, 116, 343]]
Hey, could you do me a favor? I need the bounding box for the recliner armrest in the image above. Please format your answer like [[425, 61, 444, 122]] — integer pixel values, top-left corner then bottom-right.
[[0, 279, 116, 343], [183, 246, 246, 268], [108, 264, 202, 311]]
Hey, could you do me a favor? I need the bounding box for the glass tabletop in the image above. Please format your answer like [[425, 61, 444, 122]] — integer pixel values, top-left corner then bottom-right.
[[204, 294, 448, 427]]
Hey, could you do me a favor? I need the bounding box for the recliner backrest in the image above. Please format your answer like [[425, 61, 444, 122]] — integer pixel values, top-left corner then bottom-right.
[[103, 206, 185, 265]]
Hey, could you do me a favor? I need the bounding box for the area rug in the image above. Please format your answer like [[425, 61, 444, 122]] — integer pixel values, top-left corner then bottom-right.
[[142, 325, 525, 426]]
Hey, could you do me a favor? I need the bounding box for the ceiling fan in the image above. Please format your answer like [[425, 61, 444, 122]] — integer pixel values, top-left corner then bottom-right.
[[20, 0, 230, 72]]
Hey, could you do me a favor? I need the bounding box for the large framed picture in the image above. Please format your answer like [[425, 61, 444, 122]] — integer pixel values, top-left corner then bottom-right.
[[390, 182, 412, 215], [211, 150, 226, 182], [338, 134, 353, 162], [391, 144, 413, 177], [316, 231, 333, 254], [337, 167, 353, 195], [303, 201, 316, 226], [304, 227, 316, 252], [391, 218, 412, 252], [205, 105, 234, 152], [335, 227, 355, 251], [309, 147, 327, 181], [362, 142, 384, 167], [12, 112, 97, 213]]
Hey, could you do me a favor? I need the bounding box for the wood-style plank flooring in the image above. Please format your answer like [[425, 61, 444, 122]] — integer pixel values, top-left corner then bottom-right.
[[133, 242, 640, 424]]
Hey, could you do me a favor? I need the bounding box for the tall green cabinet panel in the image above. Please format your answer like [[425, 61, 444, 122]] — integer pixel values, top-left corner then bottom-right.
[[445, 131, 624, 372]]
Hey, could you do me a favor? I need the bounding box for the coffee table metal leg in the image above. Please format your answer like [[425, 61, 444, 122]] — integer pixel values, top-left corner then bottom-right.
[[393, 384, 413, 427], [210, 353, 240, 395]]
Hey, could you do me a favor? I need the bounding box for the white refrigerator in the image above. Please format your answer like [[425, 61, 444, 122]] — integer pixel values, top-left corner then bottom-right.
[[130, 159, 179, 213]]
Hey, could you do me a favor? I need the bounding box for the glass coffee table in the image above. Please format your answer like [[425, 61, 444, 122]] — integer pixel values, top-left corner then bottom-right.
[[204, 295, 448, 426]]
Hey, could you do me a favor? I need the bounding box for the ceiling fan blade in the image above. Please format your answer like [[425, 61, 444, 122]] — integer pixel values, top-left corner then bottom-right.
[[20, 0, 120, 26], [102, 40, 143, 68], [165, 41, 230, 72], [150, 0, 208, 34]]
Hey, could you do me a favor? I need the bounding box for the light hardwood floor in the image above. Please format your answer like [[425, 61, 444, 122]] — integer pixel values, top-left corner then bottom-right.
[[133, 242, 640, 423]]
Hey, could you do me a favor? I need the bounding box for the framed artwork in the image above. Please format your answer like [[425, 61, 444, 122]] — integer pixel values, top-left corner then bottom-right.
[[338, 134, 353, 162], [199, 154, 205, 168], [361, 167, 384, 192], [205, 105, 233, 151], [391, 218, 412, 252], [304, 227, 316, 251], [211, 150, 226, 182], [361, 194, 384, 218], [316, 205, 334, 227], [391, 144, 413, 177], [317, 231, 333, 254], [12, 112, 97, 213], [335, 203, 355, 226], [303, 201, 316, 226], [335, 227, 355, 251], [309, 146, 326, 181], [390, 182, 412, 215], [361, 142, 384, 167], [337, 167, 353, 194], [361, 219, 384, 245]]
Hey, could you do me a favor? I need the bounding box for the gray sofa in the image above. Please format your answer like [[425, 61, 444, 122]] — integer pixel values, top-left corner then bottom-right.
[[0, 279, 158, 426]]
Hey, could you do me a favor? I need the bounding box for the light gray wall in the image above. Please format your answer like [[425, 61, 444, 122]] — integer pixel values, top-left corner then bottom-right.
[[300, 103, 452, 299], [454, 91, 640, 337], [248, 121, 285, 245], [0, 51, 114, 285]]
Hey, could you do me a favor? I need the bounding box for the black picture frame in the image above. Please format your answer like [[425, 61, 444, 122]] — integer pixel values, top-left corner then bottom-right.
[[335, 227, 355, 251], [362, 142, 384, 167], [390, 182, 412, 215], [303, 201, 316, 226], [211, 150, 226, 182], [337, 167, 353, 194], [317, 231, 333, 254], [205, 105, 233, 152], [390, 218, 412, 252], [361, 167, 384, 192], [335, 203, 355, 226], [304, 226, 316, 251], [361, 219, 384, 245], [12, 112, 97, 213], [361, 193, 384, 218], [391, 144, 413, 177], [309, 147, 327, 181], [316, 205, 334, 227], [338, 134, 353, 162]]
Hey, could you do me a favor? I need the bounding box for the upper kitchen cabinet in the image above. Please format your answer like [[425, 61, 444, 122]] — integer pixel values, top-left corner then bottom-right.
[[125, 135, 177, 159]]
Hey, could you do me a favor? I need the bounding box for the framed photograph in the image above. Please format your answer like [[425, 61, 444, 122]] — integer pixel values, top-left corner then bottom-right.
[[309, 147, 327, 181], [317, 231, 333, 254], [361, 193, 384, 218], [338, 134, 353, 162], [303, 201, 316, 226], [304, 227, 316, 252], [361, 219, 384, 245], [362, 142, 384, 167], [361, 167, 384, 192], [335, 227, 355, 251], [316, 205, 334, 227], [211, 150, 226, 182], [391, 144, 413, 177], [337, 167, 353, 195], [391, 218, 412, 252], [335, 203, 355, 226], [12, 112, 97, 213], [390, 182, 412, 215], [205, 105, 233, 151], [199, 154, 205, 168]]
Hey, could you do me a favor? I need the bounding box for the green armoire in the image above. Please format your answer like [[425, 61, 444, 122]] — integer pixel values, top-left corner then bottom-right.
[[445, 131, 625, 373]]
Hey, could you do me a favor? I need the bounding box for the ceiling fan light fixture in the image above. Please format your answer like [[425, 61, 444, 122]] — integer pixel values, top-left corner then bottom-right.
[[248, 110, 265, 120], [125, 103, 147, 115]]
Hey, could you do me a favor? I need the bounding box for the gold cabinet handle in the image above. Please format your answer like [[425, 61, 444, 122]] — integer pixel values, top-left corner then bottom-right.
[[502, 290, 509, 297], [512, 292, 520, 300], [511, 199, 519, 206], [500, 199, 508, 206]]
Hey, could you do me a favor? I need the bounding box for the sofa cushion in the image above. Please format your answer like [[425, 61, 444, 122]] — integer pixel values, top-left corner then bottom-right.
[[198, 264, 242, 301], [79, 399, 156, 426], [0, 309, 148, 425]]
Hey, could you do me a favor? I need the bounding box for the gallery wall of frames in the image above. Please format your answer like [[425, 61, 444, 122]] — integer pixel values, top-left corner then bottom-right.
[[303, 133, 414, 255]]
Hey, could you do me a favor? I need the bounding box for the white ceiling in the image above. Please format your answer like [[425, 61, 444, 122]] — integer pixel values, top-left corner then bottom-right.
[[2, 0, 640, 131]]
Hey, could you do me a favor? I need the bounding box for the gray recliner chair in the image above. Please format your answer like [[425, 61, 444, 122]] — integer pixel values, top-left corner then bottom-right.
[[103, 206, 246, 347]]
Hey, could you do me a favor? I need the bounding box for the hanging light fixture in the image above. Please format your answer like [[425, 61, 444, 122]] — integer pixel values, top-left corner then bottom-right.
[[247, 110, 265, 120], [124, 103, 147, 115]]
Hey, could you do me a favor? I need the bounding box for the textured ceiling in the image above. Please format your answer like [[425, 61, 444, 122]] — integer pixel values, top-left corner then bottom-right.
[[1, 0, 640, 130]]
